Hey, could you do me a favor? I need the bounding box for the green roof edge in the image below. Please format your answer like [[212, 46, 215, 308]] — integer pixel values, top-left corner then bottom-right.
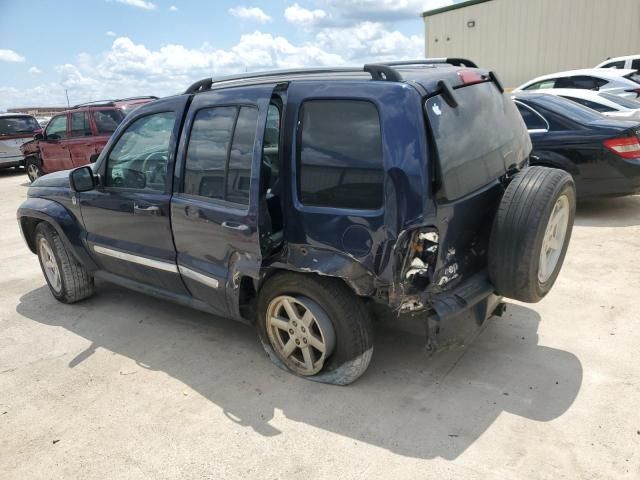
[[422, 0, 494, 18]]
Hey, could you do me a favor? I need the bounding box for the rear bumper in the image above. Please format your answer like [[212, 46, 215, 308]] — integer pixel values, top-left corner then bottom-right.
[[578, 176, 640, 197], [426, 271, 500, 324]]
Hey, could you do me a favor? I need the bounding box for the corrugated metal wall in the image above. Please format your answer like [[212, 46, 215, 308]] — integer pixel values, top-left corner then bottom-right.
[[424, 0, 640, 88]]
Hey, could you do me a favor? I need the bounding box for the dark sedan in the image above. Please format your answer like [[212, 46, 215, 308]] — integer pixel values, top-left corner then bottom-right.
[[513, 92, 640, 197]]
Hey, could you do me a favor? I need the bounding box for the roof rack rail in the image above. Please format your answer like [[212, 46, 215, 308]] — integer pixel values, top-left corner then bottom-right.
[[71, 96, 159, 109], [380, 58, 478, 68], [183, 58, 479, 94]]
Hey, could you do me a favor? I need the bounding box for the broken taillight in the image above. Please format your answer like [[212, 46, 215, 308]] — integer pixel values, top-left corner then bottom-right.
[[457, 69, 484, 86], [603, 136, 640, 159], [403, 228, 439, 289]]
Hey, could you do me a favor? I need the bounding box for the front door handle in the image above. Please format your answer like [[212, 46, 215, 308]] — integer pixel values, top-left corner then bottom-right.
[[134, 203, 161, 216], [221, 221, 249, 232]]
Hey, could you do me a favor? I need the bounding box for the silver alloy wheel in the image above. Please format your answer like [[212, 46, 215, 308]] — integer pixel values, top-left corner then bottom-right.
[[27, 163, 40, 181], [266, 295, 336, 376], [538, 194, 570, 283], [38, 237, 62, 293]]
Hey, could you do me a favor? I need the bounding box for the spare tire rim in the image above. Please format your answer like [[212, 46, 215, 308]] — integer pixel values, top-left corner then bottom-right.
[[266, 295, 336, 376], [27, 163, 40, 181], [38, 237, 62, 293], [538, 194, 570, 283]]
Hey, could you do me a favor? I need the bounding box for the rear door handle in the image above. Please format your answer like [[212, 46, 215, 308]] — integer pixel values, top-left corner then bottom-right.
[[221, 221, 249, 232], [134, 203, 162, 216]]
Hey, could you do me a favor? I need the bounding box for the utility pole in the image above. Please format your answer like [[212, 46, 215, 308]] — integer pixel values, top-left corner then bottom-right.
[[65, 89, 70, 108]]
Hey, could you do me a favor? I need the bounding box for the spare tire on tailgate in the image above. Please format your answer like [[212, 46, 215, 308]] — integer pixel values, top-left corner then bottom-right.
[[489, 166, 576, 303]]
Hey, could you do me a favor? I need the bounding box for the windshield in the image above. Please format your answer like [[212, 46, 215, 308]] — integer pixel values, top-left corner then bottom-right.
[[600, 92, 640, 109], [0, 116, 40, 136]]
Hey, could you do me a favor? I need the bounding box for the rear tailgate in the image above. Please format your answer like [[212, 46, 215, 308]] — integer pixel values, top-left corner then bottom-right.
[[424, 80, 531, 290]]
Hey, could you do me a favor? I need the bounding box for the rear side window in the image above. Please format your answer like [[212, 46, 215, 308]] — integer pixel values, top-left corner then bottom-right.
[[70, 111, 92, 137], [515, 103, 548, 130], [184, 106, 258, 206], [524, 79, 557, 90], [298, 100, 383, 210], [93, 109, 125, 134], [632, 59, 640, 70], [559, 76, 607, 90]]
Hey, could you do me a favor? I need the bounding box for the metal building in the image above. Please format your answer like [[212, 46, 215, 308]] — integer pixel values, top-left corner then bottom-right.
[[422, 0, 640, 88]]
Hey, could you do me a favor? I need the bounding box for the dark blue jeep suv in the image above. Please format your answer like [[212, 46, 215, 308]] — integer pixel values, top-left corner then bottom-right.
[[17, 59, 577, 385]]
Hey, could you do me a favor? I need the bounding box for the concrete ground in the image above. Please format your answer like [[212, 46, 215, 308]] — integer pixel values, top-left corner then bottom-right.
[[0, 168, 638, 479]]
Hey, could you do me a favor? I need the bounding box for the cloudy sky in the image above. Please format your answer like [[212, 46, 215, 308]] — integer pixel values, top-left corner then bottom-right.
[[0, 0, 457, 110]]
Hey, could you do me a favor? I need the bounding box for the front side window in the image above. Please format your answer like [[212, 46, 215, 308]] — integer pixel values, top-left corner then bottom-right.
[[70, 111, 92, 137], [106, 111, 176, 191], [93, 109, 125, 134], [183, 106, 258, 205], [298, 100, 383, 210], [602, 61, 625, 69], [632, 59, 640, 70], [45, 115, 68, 140], [562, 96, 612, 113], [566, 76, 607, 90]]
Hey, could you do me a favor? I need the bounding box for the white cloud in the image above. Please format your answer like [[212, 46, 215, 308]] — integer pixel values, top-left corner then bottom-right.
[[106, 31, 117, 37], [169, 5, 178, 11], [284, 3, 327, 27], [229, 6, 272, 23], [0, 49, 25, 63], [114, 0, 157, 10], [28, 67, 42, 75]]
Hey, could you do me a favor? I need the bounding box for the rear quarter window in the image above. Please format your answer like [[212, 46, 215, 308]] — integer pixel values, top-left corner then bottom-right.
[[297, 100, 383, 210]]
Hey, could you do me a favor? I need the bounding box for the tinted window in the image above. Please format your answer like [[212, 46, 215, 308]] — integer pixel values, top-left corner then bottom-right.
[[70, 111, 92, 137], [183, 107, 236, 201], [560, 76, 607, 90], [632, 59, 640, 70], [0, 116, 40, 135], [263, 104, 281, 192], [602, 61, 625, 69], [226, 107, 258, 205], [524, 79, 557, 90], [106, 111, 175, 191], [298, 100, 383, 210], [600, 92, 640, 109], [562, 96, 612, 112], [93, 109, 125, 134], [45, 115, 68, 140], [516, 103, 548, 130], [427, 82, 531, 201]]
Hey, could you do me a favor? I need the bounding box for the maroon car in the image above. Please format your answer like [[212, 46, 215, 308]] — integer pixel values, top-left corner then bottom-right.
[[21, 96, 156, 182]]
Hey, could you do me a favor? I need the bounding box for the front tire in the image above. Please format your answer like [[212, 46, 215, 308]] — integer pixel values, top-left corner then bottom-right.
[[25, 156, 42, 183], [35, 223, 95, 303], [257, 272, 373, 385]]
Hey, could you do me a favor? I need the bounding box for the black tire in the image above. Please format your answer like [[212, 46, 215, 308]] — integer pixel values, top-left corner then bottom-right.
[[34, 223, 95, 303], [257, 272, 373, 385], [488, 166, 576, 303], [25, 156, 42, 183]]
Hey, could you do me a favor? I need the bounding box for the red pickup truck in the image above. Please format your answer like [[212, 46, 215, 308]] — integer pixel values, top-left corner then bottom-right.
[[21, 97, 156, 182]]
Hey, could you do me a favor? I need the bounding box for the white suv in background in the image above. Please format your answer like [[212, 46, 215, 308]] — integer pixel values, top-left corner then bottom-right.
[[596, 55, 640, 70], [514, 69, 640, 98]]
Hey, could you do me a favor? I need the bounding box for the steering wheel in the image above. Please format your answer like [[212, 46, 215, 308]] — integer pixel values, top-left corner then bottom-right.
[[140, 151, 168, 185]]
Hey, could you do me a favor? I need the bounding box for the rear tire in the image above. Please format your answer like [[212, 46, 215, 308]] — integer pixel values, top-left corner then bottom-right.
[[35, 223, 95, 303], [257, 272, 373, 385], [488, 167, 576, 303], [25, 156, 42, 183]]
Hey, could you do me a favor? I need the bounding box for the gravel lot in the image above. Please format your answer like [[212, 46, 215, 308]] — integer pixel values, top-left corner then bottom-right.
[[1, 169, 639, 479]]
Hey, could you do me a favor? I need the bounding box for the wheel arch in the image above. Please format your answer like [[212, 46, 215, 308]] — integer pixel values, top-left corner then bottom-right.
[[18, 198, 99, 272], [530, 151, 579, 176]]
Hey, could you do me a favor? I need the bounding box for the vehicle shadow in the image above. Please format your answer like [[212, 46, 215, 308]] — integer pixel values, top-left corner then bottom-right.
[[575, 194, 640, 227], [16, 283, 582, 460]]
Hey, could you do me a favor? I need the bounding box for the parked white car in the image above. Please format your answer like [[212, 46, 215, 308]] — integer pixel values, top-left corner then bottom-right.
[[525, 88, 640, 121], [596, 55, 640, 70], [514, 69, 640, 98]]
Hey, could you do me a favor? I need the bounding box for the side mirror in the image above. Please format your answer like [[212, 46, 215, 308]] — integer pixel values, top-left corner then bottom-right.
[[70, 166, 97, 192], [34, 133, 44, 141], [47, 133, 60, 141]]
